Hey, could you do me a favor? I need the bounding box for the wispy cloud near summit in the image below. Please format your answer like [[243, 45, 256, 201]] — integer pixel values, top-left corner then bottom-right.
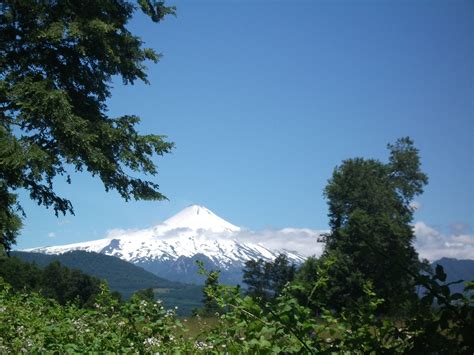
[[230, 222, 474, 261], [233, 228, 326, 258], [414, 221, 474, 261]]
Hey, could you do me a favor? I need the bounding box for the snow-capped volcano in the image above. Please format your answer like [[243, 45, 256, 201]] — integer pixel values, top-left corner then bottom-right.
[[26, 205, 307, 284], [161, 205, 240, 233]]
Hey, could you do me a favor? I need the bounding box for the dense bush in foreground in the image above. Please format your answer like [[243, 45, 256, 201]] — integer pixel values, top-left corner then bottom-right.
[[0, 279, 191, 353], [1, 261, 473, 354]]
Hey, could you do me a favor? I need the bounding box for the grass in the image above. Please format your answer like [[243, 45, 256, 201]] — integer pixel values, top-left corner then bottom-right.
[[179, 316, 220, 338]]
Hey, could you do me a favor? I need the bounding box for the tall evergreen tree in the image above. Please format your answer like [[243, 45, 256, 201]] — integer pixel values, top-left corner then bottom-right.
[[268, 254, 296, 296], [243, 255, 296, 302], [0, 0, 175, 251], [202, 269, 220, 315], [321, 137, 428, 313], [243, 259, 270, 302]]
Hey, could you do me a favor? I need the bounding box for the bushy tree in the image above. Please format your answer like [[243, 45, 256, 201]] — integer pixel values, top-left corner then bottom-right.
[[202, 269, 221, 315], [243, 254, 296, 303], [320, 137, 428, 313], [0, 0, 175, 251], [243, 259, 269, 301], [134, 287, 155, 302], [0, 255, 102, 307], [268, 254, 296, 296]]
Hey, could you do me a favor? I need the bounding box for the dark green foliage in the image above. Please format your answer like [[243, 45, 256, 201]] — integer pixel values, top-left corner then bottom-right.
[[13, 250, 176, 298], [0, 279, 191, 353], [0, 254, 101, 307], [1, 262, 473, 353], [0, 252, 42, 290], [294, 256, 318, 285], [0, 185, 22, 253], [317, 137, 428, 314], [432, 258, 474, 294], [41, 261, 102, 306], [295, 251, 367, 313], [134, 287, 155, 301], [243, 254, 296, 303], [201, 269, 221, 315], [406, 265, 474, 354], [269, 254, 296, 296], [208, 261, 474, 353], [12, 250, 204, 315], [243, 258, 269, 301], [158, 285, 204, 316], [0, 0, 175, 250]]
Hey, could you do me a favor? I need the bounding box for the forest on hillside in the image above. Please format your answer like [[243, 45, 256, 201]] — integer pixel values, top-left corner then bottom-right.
[[10, 250, 204, 315]]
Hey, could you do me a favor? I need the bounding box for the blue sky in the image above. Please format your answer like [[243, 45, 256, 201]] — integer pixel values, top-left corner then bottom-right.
[[16, 0, 473, 251]]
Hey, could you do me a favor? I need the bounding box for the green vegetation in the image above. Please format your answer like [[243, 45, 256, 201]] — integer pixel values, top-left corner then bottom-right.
[[12, 251, 177, 298], [12, 250, 203, 315], [1, 1, 472, 350], [198, 265, 221, 316], [0, 254, 105, 307], [0, 279, 191, 353], [1, 138, 473, 352], [199, 262, 474, 353], [1, 261, 472, 353], [318, 137, 428, 314], [433, 258, 474, 294], [243, 253, 296, 303], [0, 0, 175, 251]]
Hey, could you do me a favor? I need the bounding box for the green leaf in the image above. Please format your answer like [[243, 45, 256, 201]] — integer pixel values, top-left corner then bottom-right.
[[435, 265, 447, 282]]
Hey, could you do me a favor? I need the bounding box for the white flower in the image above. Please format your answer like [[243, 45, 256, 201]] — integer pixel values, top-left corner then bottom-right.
[[143, 337, 161, 347]]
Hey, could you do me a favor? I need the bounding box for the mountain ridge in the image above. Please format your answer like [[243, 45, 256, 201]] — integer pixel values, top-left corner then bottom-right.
[[25, 205, 306, 284], [432, 257, 474, 294]]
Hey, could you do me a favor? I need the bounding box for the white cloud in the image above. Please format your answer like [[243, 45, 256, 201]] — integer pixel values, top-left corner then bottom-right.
[[414, 221, 474, 261], [47, 232, 56, 238], [105, 228, 138, 239], [103, 220, 473, 262], [228, 222, 474, 261], [232, 228, 327, 258]]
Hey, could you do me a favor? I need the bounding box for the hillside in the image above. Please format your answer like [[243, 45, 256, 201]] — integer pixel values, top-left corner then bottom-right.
[[432, 257, 474, 294], [12, 251, 203, 315]]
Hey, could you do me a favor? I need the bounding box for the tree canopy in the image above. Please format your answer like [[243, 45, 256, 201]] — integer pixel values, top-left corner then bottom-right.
[[320, 137, 428, 313], [0, 254, 104, 307], [0, 0, 176, 251], [243, 254, 296, 303]]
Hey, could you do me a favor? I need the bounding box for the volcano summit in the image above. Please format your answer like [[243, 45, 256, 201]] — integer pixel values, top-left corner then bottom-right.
[[27, 205, 310, 284]]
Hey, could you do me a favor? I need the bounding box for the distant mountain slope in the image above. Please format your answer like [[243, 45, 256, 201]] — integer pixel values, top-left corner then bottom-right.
[[12, 251, 203, 315], [12, 251, 175, 295], [432, 257, 474, 294], [26, 205, 308, 284]]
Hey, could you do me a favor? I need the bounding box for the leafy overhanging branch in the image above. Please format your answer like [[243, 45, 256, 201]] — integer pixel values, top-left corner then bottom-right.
[[0, 0, 176, 250]]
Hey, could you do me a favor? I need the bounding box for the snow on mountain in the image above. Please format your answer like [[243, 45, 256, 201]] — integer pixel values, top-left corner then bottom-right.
[[26, 205, 308, 283], [161, 204, 240, 233]]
